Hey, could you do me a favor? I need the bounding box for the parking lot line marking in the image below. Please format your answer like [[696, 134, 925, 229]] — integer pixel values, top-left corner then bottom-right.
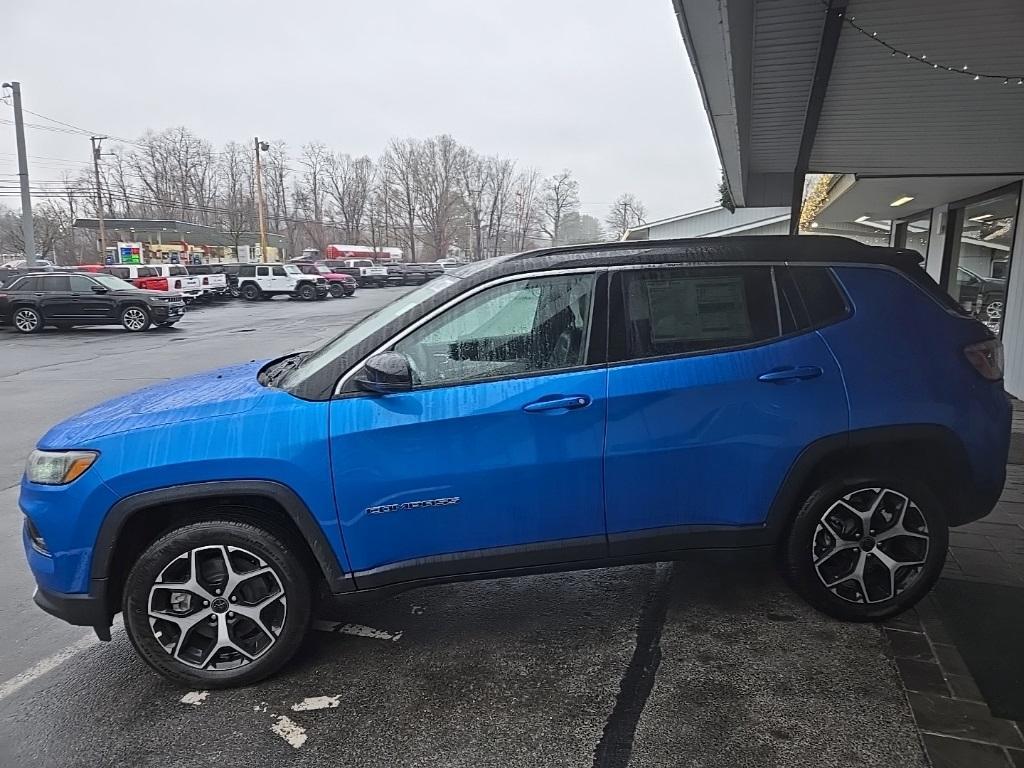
[[313, 621, 403, 642], [291, 695, 340, 712], [0, 634, 98, 702], [271, 715, 307, 749], [180, 691, 209, 706]]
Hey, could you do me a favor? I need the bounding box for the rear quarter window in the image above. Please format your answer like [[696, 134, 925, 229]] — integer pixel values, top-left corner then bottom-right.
[[787, 267, 850, 327]]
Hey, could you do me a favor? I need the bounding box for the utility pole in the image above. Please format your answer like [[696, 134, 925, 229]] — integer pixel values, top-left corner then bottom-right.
[[254, 138, 270, 263], [91, 136, 107, 262], [2, 81, 36, 267]]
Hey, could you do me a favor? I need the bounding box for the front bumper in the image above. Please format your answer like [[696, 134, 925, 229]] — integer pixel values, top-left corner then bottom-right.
[[150, 303, 186, 320], [34, 581, 112, 640]]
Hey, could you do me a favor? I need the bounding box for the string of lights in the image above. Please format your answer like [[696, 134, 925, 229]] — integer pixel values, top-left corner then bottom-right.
[[828, 4, 1024, 84]]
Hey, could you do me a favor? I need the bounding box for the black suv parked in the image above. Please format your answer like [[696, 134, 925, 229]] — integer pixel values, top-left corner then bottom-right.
[[0, 272, 186, 333]]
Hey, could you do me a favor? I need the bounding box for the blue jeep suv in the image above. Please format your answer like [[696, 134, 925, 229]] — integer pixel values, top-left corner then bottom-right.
[[21, 236, 1010, 687]]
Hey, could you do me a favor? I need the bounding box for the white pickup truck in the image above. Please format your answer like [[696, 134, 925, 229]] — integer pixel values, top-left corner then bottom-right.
[[324, 258, 389, 288], [149, 265, 204, 303], [186, 264, 230, 299]]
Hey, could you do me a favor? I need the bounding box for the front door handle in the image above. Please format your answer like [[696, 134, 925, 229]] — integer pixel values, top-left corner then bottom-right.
[[758, 366, 823, 383], [522, 395, 592, 413]]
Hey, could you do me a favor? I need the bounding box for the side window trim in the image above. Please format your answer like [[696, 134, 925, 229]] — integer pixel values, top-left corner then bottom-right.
[[334, 268, 608, 397]]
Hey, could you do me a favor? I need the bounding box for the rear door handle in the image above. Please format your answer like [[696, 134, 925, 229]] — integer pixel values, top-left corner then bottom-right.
[[522, 395, 592, 413], [758, 366, 823, 383]]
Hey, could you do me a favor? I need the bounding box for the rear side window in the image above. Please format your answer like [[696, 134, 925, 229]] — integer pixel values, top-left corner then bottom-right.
[[138, 266, 158, 278], [169, 266, 187, 276], [612, 266, 781, 361], [41, 276, 70, 291]]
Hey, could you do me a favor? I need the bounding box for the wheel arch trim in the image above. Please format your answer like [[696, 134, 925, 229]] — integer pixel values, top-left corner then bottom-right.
[[766, 424, 973, 537], [91, 479, 352, 592]]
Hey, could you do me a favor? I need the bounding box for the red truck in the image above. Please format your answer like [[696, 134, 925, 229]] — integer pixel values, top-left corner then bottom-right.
[[77, 264, 203, 302]]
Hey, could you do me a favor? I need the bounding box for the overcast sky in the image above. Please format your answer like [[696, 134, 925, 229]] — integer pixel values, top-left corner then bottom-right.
[[3, 0, 720, 222]]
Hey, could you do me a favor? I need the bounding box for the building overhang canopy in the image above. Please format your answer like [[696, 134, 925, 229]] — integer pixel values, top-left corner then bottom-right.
[[812, 175, 1024, 225], [674, 0, 1024, 207]]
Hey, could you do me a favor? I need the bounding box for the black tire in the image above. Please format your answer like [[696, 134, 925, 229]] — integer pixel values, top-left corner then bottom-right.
[[123, 518, 312, 688], [783, 469, 948, 622], [120, 304, 151, 332], [241, 283, 261, 301], [298, 283, 316, 301], [329, 283, 345, 299], [12, 306, 43, 334], [229, 286, 241, 299]]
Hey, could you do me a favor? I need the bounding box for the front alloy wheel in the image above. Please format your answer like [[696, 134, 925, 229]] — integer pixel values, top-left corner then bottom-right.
[[13, 307, 43, 333], [148, 545, 287, 670], [121, 305, 151, 332], [124, 519, 311, 687]]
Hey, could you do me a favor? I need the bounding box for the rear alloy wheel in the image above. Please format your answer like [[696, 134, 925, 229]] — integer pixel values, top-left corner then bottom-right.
[[121, 305, 151, 332], [298, 283, 316, 301], [123, 519, 311, 687], [241, 283, 261, 301], [13, 307, 43, 334], [784, 474, 947, 622], [329, 283, 345, 298]]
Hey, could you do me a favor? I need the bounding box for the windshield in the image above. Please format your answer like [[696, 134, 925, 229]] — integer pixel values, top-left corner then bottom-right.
[[284, 264, 302, 275], [92, 274, 137, 291], [280, 274, 460, 389], [313, 264, 331, 274], [169, 266, 188, 276]]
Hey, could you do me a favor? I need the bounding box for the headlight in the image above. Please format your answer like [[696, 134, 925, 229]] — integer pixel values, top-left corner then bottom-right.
[[25, 450, 98, 485]]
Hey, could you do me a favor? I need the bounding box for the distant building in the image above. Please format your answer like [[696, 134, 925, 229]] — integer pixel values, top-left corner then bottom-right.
[[624, 205, 891, 246]]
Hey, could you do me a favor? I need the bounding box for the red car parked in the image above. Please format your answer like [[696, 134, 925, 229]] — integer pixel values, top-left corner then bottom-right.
[[295, 263, 357, 297]]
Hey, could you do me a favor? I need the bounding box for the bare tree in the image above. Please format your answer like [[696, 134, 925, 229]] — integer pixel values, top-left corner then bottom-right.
[[383, 138, 421, 262], [326, 153, 374, 244], [484, 157, 516, 258], [217, 141, 254, 249], [561, 212, 605, 244], [295, 142, 331, 253], [414, 135, 467, 260], [605, 193, 647, 240], [510, 169, 541, 252], [540, 170, 579, 246]]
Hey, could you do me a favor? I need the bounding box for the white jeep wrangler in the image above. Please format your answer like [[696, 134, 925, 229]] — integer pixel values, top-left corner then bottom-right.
[[236, 264, 328, 301]]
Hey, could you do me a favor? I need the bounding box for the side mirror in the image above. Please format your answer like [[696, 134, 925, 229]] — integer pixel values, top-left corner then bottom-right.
[[355, 352, 414, 394], [91, 284, 108, 293]]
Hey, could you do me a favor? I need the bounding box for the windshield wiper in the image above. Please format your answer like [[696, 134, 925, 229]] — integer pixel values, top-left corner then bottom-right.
[[261, 352, 308, 387]]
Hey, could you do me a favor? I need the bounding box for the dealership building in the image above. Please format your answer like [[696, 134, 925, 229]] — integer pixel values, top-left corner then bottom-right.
[[671, 0, 1024, 394]]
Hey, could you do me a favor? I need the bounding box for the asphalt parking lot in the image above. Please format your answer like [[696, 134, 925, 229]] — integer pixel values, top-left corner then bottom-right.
[[0, 289, 926, 767]]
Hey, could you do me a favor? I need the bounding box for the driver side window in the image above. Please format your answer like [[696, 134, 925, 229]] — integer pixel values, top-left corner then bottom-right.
[[393, 272, 597, 387]]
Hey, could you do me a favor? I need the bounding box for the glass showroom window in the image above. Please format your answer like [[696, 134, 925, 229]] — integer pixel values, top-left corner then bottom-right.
[[945, 187, 1020, 334], [894, 214, 931, 262]]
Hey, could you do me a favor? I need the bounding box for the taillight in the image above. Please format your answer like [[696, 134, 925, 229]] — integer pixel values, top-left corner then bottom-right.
[[964, 339, 1003, 381]]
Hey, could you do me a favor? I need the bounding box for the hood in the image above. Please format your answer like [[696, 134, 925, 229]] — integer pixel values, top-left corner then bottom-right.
[[39, 360, 271, 447]]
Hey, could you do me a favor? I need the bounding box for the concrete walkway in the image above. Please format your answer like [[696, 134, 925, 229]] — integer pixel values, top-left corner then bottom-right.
[[883, 399, 1024, 767]]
